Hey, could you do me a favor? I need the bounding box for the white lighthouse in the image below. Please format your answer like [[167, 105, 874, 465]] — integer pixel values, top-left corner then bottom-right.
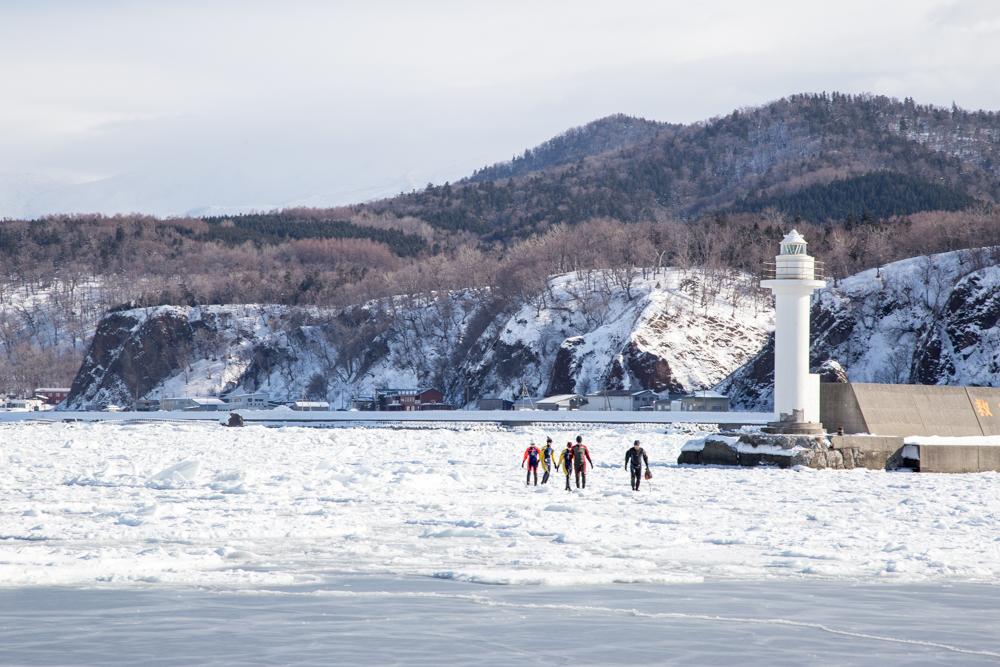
[[760, 230, 827, 434]]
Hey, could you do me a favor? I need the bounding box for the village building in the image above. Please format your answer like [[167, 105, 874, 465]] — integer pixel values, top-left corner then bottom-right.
[[537, 394, 588, 411], [4, 397, 46, 411], [654, 398, 683, 411], [376, 388, 446, 411], [680, 390, 730, 412], [133, 399, 160, 412], [477, 398, 513, 411], [580, 389, 658, 412], [227, 392, 270, 410], [290, 401, 329, 411], [161, 397, 227, 412], [35, 388, 71, 405]]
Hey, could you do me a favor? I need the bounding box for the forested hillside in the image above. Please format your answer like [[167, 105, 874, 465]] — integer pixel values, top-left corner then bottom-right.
[[728, 171, 979, 222]]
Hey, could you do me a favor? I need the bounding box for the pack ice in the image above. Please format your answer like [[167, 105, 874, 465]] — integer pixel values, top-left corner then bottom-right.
[[2, 421, 999, 589]]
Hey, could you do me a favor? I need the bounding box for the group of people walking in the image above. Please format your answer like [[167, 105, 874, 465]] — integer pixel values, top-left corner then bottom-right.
[[522, 437, 649, 491]]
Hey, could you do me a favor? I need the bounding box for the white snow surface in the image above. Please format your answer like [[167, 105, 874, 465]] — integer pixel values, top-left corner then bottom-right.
[[2, 421, 1000, 590]]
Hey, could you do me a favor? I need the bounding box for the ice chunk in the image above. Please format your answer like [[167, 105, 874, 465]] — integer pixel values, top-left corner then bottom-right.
[[149, 460, 201, 483]]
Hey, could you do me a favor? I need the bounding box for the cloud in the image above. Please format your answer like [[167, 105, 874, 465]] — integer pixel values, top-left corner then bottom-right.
[[1, 0, 998, 217]]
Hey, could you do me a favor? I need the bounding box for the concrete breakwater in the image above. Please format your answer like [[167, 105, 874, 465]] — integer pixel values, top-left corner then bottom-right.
[[680, 433, 1000, 473]]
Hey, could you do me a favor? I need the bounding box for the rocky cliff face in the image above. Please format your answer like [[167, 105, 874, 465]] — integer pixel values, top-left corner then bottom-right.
[[68, 268, 773, 408], [718, 249, 1000, 410]]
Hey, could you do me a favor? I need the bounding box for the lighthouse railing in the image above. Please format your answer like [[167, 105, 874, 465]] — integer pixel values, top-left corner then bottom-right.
[[762, 260, 825, 281]]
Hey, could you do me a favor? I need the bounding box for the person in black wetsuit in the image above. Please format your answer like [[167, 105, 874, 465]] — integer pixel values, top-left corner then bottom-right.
[[624, 440, 649, 491]]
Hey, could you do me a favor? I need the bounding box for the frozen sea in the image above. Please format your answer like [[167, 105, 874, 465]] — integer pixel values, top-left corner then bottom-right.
[[1, 420, 999, 664]]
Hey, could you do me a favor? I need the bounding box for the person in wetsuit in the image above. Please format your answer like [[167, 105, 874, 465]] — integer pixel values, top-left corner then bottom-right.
[[522, 442, 541, 486], [557, 442, 574, 491], [540, 437, 555, 485], [571, 435, 594, 489], [624, 440, 649, 491]]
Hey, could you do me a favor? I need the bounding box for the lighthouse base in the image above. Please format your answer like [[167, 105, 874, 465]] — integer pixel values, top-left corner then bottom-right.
[[762, 420, 825, 435], [678, 433, 908, 470]]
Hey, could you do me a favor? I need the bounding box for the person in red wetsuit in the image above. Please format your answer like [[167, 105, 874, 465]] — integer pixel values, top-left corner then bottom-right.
[[571, 435, 593, 489], [522, 442, 541, 486]]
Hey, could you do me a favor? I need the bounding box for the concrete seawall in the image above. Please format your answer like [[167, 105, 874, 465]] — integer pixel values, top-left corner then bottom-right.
[[821, 383, 1000, 437]]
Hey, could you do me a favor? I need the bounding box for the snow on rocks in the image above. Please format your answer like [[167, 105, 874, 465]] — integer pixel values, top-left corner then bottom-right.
[[720, 249, 1000, 410], [1, 421, 999, 589]]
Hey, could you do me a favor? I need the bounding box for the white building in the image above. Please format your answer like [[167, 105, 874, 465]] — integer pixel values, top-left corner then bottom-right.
[[162, 397, 227, 411], [227, 392, 270, 410], [580, 390, 657, 412], [3, 397, 45, 411], [760, 230, 827, 430]]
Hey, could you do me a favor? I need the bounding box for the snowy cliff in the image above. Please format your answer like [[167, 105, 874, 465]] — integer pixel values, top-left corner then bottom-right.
[[67, 268, 773, 409]]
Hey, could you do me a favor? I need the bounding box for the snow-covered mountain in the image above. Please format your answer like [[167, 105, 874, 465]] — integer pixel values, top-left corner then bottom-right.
[[67, 269, 773, 409], [718, 248, 1000, 410]]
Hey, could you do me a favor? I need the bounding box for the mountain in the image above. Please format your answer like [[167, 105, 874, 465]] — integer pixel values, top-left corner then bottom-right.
[[357, 93, 999, 242], [462, 114, 673, 184]]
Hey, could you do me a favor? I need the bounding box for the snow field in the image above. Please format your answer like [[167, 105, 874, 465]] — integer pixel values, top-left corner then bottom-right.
[[1, 421, 1000, 589]]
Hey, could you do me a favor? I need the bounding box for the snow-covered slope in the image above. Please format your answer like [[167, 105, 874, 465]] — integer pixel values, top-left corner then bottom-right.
[[471, 270, 772, 399], [68, 269, 773, 408], [719, 248, 1000, 410]]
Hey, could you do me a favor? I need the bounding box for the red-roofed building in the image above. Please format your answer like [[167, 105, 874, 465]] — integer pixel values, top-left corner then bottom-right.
[[35, 388, 71, 405]]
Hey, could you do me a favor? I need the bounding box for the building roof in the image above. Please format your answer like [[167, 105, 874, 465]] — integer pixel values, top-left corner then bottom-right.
[[782, 229, 806, 244], [378, 388, 440, 397], [538, 394, 584, 404], [684, 390, 728, 399], [292, 401, 329, 407], [587, 389, 657, 397]]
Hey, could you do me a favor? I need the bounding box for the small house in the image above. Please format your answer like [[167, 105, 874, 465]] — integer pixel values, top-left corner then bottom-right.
[[133, 399, 160, 412], [5, 398, 45, 411], [580, 389, 658, 412], [680, 390, 729, 412]]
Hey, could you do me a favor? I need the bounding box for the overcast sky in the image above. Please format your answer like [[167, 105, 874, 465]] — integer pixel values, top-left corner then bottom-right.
[[1, 0, 998, 218]]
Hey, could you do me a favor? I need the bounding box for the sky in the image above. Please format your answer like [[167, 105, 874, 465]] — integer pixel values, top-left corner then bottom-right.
[[0, 0, 998, 218]]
